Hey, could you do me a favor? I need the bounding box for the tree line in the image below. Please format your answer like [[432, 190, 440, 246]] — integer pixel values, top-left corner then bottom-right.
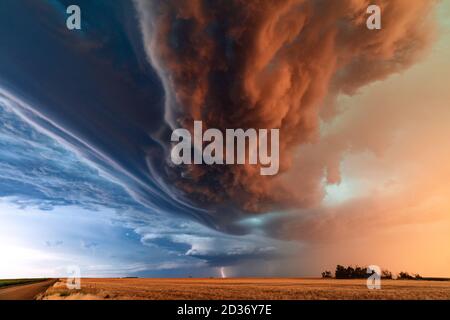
[[321, 265, 422, 280]]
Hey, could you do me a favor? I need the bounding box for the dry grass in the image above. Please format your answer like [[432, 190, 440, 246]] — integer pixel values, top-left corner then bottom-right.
[[39, 280, 105, 300], [39, 278, 450, 300]]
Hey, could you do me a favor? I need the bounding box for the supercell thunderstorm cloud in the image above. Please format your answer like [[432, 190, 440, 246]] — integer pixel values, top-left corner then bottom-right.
[[135, 0, 436, 216], [1, 0, 450, 278]]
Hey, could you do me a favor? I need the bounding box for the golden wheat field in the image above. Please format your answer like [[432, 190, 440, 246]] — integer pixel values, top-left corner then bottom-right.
[[38, 278, 450, 300]]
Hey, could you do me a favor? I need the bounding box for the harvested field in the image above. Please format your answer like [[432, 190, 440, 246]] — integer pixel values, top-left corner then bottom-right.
[[39, 278, 450, 300]]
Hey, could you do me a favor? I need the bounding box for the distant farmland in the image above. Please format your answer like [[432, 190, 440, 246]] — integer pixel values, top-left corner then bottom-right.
[[39, 278, 450, 300], [0, 279, 47, 288]]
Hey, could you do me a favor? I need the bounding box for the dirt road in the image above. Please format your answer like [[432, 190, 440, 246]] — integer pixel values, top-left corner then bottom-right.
[[0, 279, 57, 300]]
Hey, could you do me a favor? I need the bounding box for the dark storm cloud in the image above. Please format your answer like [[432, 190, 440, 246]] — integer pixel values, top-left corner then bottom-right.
[[135, 0, 436, 216], [0, 0, 243, 233]]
